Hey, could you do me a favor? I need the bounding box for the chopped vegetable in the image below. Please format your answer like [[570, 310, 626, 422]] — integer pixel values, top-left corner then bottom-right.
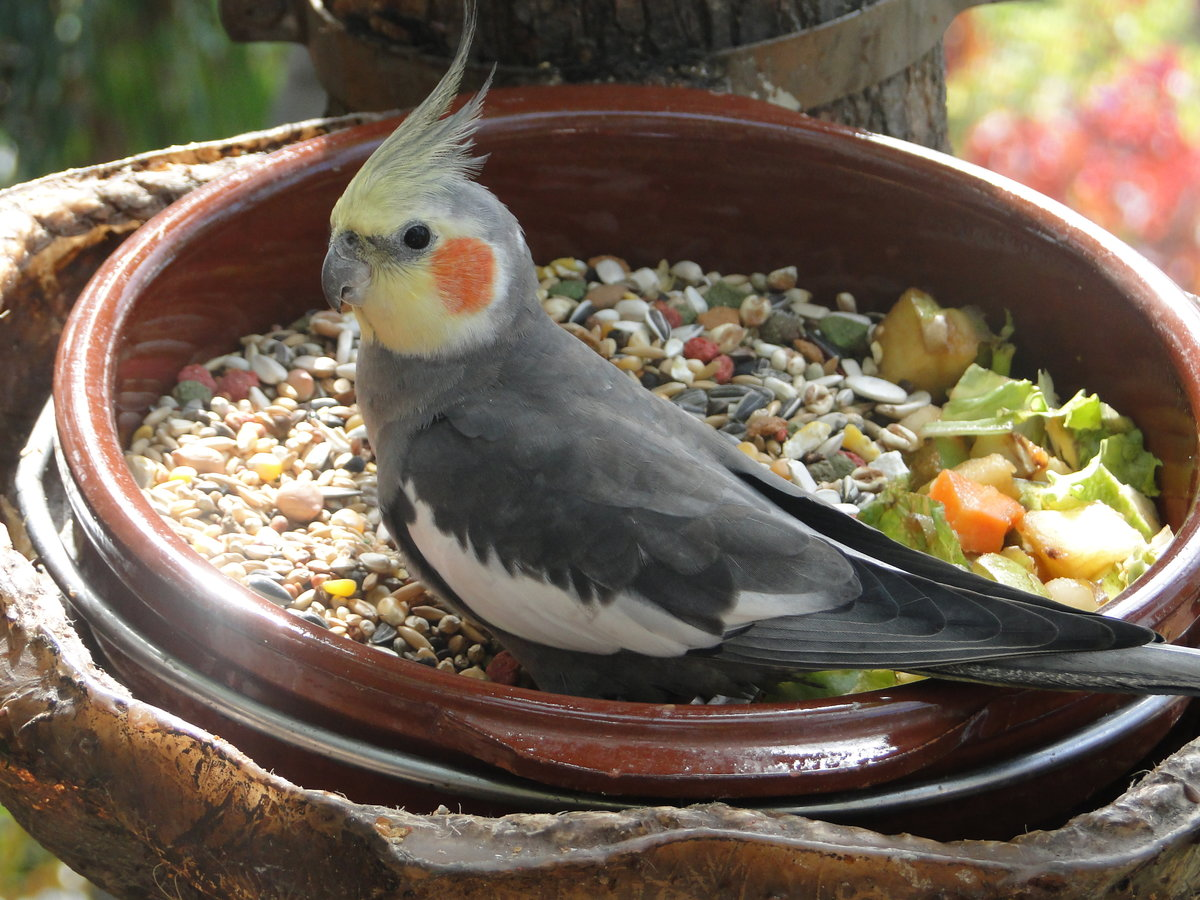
[[1044, 578, 1105, 611], [907, 436, 969, 487], [1091, 430, 1161, 497], [1032, 455, 1161, 538], [858, 484, 970, 568], [1101, 526, 1174, 598], [928, 469, 1025, 555], [974, 308, 1017, 377], [971, 552, 1052, 597], [875, 289, 987, 399], [1016, 503, 1147, 582], [763, 668, 911, 702], [858, 294, 1173, 640], [950, 453, 1019, 499], [922, 364, 1050, 437], [968, 433, 1052, 480]]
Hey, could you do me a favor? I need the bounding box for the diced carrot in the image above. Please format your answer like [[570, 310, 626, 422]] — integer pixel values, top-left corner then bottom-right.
[[928, 468, 1025, 555]]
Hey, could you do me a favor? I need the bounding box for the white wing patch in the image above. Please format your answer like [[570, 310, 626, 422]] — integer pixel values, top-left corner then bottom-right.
[[404, 489, 723, 657]]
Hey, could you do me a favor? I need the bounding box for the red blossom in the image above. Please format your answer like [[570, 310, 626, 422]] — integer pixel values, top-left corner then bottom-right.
[[961, 49, 1200, 293]]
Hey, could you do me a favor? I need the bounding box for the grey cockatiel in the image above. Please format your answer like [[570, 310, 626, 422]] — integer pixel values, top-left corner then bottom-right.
[[321, 7, 1200, 702]]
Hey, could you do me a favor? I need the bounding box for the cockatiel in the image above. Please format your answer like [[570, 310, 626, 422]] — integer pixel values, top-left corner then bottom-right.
[[322, 7, 1200, 702]]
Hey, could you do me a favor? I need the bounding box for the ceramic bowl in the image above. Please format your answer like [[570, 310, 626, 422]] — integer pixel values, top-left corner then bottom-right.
[[53, 85, 1200, 840]]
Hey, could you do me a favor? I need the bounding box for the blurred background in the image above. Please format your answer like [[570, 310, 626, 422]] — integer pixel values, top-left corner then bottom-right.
[[0, 0, 1197, 895], [946, 0, 1200, 296]]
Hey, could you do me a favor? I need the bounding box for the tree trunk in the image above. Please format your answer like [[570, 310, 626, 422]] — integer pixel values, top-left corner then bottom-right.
[[312, 0, 950, 148]]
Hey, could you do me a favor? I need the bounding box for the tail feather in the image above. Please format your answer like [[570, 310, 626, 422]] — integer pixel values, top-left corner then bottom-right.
[[927, 642, 1200, 696]]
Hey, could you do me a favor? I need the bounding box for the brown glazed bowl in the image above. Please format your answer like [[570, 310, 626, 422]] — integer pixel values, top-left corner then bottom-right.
[[54, 85, 1200, 840]]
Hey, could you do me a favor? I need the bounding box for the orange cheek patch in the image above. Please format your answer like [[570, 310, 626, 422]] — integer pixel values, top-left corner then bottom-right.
[[431, 237, 496, 316]]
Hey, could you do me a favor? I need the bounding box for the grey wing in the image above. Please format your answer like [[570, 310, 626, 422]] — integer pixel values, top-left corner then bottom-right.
[[389, 388, 862, 654]]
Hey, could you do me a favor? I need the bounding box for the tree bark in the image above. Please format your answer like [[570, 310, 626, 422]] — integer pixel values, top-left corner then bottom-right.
[[317, 0, 950, 147]]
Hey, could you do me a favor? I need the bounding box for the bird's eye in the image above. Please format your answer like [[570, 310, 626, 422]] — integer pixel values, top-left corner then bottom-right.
[[403, 224, 432, 250]]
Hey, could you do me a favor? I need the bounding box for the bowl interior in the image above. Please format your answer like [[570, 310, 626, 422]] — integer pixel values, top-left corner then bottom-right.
[[55, 85, 1200, 805]]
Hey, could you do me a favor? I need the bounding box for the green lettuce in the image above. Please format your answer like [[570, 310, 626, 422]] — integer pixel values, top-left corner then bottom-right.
[[1091, 431, 1161, 497], [971, 552, 1051, 597], [763, 668, 906, 702], [923, 365, 1103, 440], [858, 487, 969, 568], [921, 368, 1163, 499], [968, 308, 1017, 377], [1100, 526, 1174, 598], [1032, 455, 1161, 538], [921, 364, 1049, 436], [1057, 389, 1104, 432], [920, 368, 1043, 440]]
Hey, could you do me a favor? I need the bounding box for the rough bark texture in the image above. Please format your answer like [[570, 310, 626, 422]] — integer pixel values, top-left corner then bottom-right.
[[316, 0, 950, 147], [2, 119, 1200, 898]]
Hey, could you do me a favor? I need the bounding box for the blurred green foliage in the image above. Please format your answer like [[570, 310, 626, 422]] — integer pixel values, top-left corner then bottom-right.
[[0, 0, 289, 187], [0, 807, 90, 899]]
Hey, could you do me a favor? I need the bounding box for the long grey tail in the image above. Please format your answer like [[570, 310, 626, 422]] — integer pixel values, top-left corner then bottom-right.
[[926, 642, 1200, 696]]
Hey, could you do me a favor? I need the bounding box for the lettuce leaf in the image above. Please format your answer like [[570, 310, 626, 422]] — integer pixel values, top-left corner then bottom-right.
[[763, 668, 906, 701], [1032, 455, 1161, 538], [858, 487, 970, 568], [1100, 526, 1174, 598], [1058, 389, 1104, 432], [1092, 431, 1161, 497], [921, 364, 1049, 436], [921, 368, 1163, 499], [968, 308, 1017, 377], [971, 552, 1051, 597]]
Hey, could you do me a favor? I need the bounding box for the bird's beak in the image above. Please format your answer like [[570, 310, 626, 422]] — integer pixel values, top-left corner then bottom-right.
[[322, 232, 371, 312]]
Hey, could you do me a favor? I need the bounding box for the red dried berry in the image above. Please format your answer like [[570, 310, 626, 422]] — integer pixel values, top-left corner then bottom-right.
[[683, 336, 720, 363], [215, 369, 260, 401], [176, 364, 217, 391], [485, 650, 522, 686], [652, 300, 683, 329], [711, 354, 735, 384]]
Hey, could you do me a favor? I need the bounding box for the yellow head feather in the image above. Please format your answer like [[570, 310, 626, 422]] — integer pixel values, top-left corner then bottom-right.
[[331, 3, 489, 237]]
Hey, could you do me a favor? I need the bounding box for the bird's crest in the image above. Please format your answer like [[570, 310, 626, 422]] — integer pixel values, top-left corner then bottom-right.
[[332, 4, 489, 235]]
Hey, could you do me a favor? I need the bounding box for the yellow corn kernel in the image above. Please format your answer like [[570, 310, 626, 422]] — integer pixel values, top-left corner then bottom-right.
[[248, 452, 283, 482], [841, 423, 880, 461], [321, 579, 358, 598]]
